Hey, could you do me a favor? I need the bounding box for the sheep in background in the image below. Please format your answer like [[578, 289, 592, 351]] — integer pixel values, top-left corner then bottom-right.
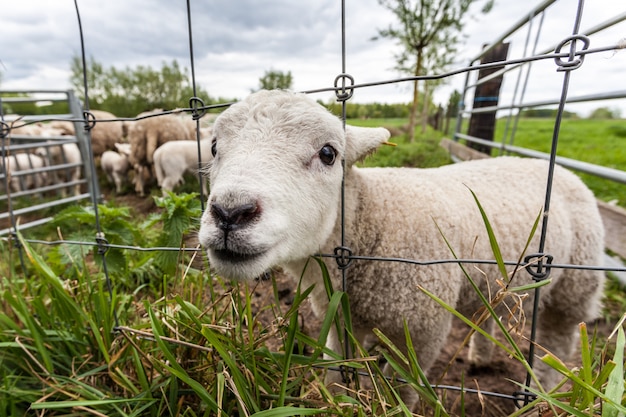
[[127, 110, 190, 196], [1, 153, 48, 193], [198, 90, 606, 409], [100, 143, 131, 194], [50, 109, 126, 157], [34, 126, 83, 197], [153, 138, 212, 195], [9, 122, 46, 136]]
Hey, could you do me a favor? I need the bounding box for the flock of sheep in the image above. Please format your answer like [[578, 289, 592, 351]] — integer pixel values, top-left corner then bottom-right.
[[2, 109, 212, 197]]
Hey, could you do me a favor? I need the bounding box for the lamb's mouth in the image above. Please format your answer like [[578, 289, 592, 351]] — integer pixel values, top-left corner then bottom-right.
[[211, 248, 264, 264]]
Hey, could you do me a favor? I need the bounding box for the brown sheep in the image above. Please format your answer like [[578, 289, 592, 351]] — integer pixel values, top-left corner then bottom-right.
[[50, 109, 126, 157], [127, 110, 190, 196]]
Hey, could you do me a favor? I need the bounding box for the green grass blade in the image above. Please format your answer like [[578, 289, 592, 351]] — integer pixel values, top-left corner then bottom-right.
[[466, 187, 508, 282], [579, 322, 595, 410], [278, 304, 299, 406], [416, 285, 515, 358], [29, 398, 145, 410], [603, 324, 625, 417], [541, 354, 626, 413], [249, 406, 330, 416], [146, 306, 219, 412], [515, 384, 596, 417], [200, 324, 259, 413]]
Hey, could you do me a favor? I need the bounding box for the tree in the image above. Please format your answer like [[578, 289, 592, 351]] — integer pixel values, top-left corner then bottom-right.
[[70, 56, 214, 117], [374, 0, 493, 141], [588, 106, 620, 120], [444, 89, 462, 134], [256, 69, 293, 91]]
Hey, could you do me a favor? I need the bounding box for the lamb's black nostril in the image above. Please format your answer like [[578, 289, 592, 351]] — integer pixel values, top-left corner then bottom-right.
[[211, 202, 259, 231]]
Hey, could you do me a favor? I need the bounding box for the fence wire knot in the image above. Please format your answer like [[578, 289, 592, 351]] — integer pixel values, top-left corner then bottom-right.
[[95, 232, 109, 255], [554, 34, 590, 72], [0, 121, 9, 139], [188, 96, 207, 120], [82, 110, 97, 131], [340, 364, 357, 385], [513, 389, 537, 408], [8, 231, 21, 248], [333, 246, 353, 269], [334, 73, 355, 101], [524, 253, 554, 281]]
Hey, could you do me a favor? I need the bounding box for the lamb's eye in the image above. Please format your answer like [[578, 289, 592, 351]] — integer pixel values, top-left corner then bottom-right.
[[211, 139, 217, 157], [318, 144, 336, 166]]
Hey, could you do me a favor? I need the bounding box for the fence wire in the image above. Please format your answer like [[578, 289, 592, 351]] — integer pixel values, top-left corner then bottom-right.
[[1, 0, 626, 410]]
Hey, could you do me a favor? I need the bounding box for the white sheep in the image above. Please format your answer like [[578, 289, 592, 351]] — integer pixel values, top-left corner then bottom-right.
[[1, 153, 48, 192], [9, 121, 46, 136], [153, 138, 212, 195], [127, 110, 190, 196], [100, 143, 132, 194], [197, 90, 605, 409]]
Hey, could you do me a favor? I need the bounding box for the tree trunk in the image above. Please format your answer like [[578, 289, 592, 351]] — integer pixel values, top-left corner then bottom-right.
[[421, 82, 430, 134], [408, 78, 419, 143], [407, 49, 423, 143]]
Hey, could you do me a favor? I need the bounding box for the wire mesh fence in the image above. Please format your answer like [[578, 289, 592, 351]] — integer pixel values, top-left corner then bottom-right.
[[1, 0, 626, 412]]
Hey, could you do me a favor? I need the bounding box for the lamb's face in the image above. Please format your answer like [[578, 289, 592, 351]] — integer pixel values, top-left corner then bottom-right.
[[198, 90, 348, 280]]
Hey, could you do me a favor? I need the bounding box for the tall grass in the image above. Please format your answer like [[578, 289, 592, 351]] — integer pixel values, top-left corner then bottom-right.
[[1, 191, 624, 416]]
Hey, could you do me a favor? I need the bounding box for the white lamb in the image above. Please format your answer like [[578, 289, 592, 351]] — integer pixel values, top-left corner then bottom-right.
[[100, 143, 132, 194], [197, 90, 605, 409], [153, 138, 212, 195], [1, 153, 48, 192]]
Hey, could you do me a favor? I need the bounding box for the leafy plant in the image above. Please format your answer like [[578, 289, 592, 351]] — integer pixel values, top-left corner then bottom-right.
[[146, 191, 202, 278], [47, 203, 143, 277]]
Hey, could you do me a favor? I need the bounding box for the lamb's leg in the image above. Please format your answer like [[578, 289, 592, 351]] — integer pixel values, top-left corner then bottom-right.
[[161, 176, 181, 194], [145, 132, 158, 165], [73, 168, 81, 195], [323, 325, 353, 392], [383, 314, 453, 412], [532, 269, 604, 389], [134, 165, 146, 196], [531, 311, 579, 389], [468, 318, 496, 368], [113, 173, 123, 194]]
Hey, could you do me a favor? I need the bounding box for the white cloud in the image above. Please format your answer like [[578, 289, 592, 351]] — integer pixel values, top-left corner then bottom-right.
[[1, 0, 625, 117]]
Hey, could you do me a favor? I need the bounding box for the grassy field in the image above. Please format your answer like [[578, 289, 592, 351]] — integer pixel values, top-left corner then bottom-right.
[[494, 117, 626, 206], [347, 116, 626, 207]]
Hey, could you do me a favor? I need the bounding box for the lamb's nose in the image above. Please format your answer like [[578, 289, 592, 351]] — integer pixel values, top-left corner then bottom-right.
[[211, 202, 259, 231]]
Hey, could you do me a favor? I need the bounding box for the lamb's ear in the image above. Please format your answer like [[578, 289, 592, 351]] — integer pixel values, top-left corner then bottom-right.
[[344, 125, 391, 166]]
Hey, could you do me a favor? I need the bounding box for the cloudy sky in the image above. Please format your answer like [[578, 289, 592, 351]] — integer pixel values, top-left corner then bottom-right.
[[2, 0, 625, 117]]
